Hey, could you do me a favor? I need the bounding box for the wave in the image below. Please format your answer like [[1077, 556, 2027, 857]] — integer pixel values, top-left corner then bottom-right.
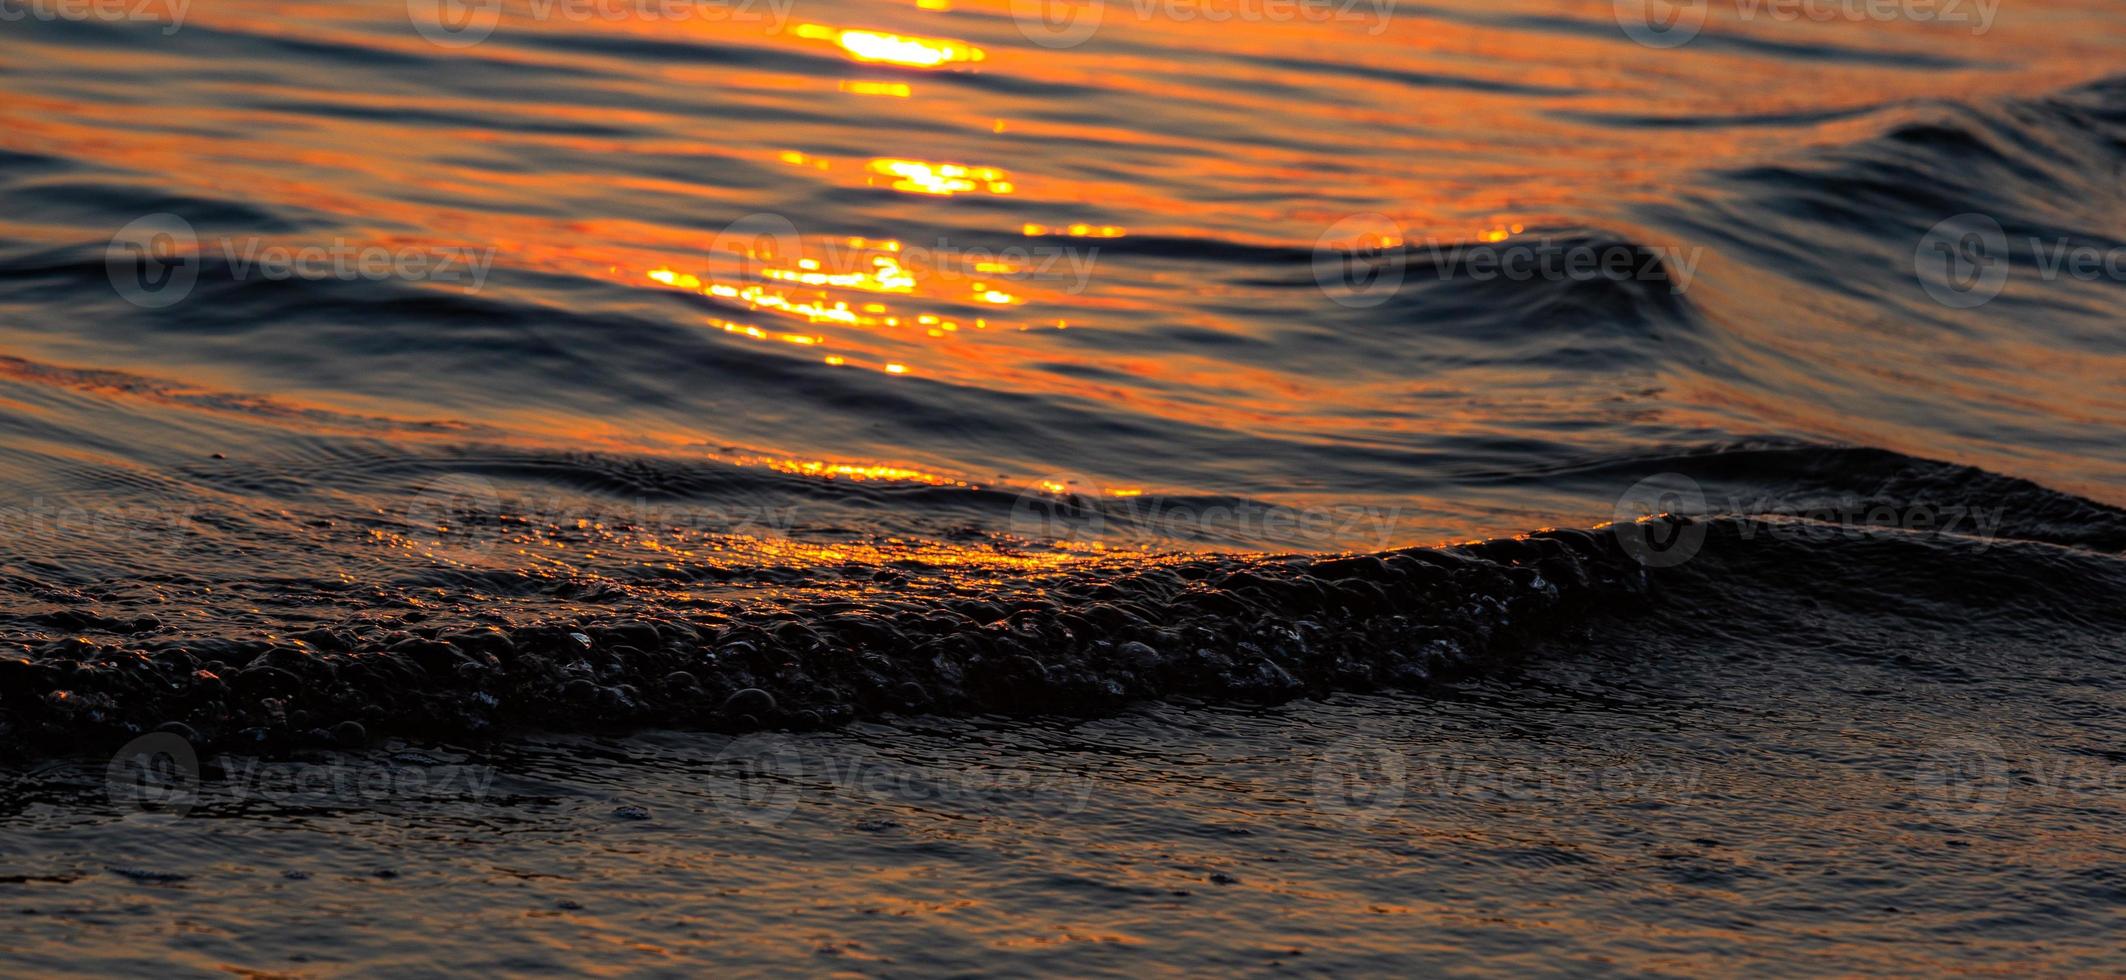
[[1623, 74, 2126, 504], [0, 435, 2115, 754], [2, 7, 2121, 763]]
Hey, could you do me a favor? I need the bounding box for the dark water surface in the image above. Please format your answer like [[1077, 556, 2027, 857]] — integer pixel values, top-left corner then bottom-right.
[[1, 0, 2123, 972], [5, 525, 2126, 973]]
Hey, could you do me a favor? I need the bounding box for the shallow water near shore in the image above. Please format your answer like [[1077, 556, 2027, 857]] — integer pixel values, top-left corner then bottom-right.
[[6, 538, 2125, 975]]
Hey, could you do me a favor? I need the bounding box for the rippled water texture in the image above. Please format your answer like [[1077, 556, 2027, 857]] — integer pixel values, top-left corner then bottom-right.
[[1, 0, 2124, 972], [3, 0, 2122, 543]]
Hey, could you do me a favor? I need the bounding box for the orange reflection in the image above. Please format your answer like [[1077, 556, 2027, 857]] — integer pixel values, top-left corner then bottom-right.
[[1023, 223, 1127, 238], [762, 254, 918, 293], [866, 159, 1013, 196], [10, 0, 2117, 527], [759, 457, 961, 485], [796, 25, 985, 69], [838, 80, 913, 98]]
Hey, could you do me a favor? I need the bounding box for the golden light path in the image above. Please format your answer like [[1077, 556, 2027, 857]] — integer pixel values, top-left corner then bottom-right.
[[777, 150, 1018, 198], [797, 25, 986, 69], [866, 158, 1014, 196], [758, 457, 965, 485], [1022, 223, 1128, 238], [838, 80, 912, 98]]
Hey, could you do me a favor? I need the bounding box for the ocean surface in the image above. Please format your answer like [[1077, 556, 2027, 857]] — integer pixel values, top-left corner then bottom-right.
[[1, 0, 2123, 973]]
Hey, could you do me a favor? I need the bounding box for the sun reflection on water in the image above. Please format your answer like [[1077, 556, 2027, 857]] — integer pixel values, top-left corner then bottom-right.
[[867, 158, 1014, 197], [838, 80, 913, 98], [797, 25, 986, 69], [1022, 223, 1127, 238]]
